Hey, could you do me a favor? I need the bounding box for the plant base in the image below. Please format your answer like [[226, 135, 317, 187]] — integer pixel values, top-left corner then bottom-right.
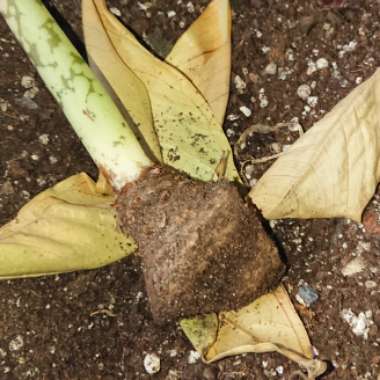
[[116, 166, 284, 323]]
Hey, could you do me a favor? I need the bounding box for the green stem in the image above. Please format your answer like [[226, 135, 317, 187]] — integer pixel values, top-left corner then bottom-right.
[[0, 0, 153, 189]]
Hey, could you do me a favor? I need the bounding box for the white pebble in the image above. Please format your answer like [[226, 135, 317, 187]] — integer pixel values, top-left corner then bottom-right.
[[316, 57, 329, 70], [306, 60, 317, 76], [186, 1, 195, 13], [38, 133, 49, 145], [9, 335, 24, 351], [110, 7, 121, 17], [259, 95, 268, 108], [31, 154, 39, 161], [307, 96, 318, 108], [0, 99, 8, 112], [143, 353, 160, 374], [365, 280, 377, 289], [264, 62, 277, 75], [276, 366, 284, 375], [239, 106, 252, 117], [341, 309, 373, 339], [341, 256, 366, 277], [167, 10, 176, 18], [297, 84, 311, 101], [187, 350, 201, 364], [21, 75, 34, 89], [234, 75, 246, 93]]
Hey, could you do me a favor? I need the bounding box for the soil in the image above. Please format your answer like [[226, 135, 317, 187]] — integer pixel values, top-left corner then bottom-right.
[[0, 0, 379, 379], [116, 165, 283, 323]]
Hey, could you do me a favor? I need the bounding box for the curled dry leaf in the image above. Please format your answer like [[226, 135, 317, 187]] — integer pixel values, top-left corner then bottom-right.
[[166, 0, 231, 126], [250, 69, 380, 221], [181, 286, 327, 380], [82, 0, 162, 161], [85, 0, 238, 183], [0, 173, 135, 279]]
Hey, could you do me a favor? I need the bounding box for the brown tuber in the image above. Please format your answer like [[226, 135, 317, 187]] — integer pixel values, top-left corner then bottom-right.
[[116, 166, 284, 323]]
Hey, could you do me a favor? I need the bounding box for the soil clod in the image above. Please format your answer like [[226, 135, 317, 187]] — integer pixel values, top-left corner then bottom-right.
[[116, 166, 284, 322]]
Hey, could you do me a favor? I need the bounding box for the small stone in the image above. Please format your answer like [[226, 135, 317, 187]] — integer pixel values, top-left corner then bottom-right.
[[21, 75, 35, 89], [38, 133, 49, 145], [187, 350, 201, 364], [49, 155, 58, 164], [297, 84, 312, 100], [186, 1, 195, 13], [307, 96, 318, 108], [306, 60, 317, 76], [110, 7, 121, 16], [168, 349, 177, 357], [365, 280, 377, 289], [9, 335, 24, 351], [276, 366, 284, 375], [341, 256, 366, 277], [341, 309, 373, 339], [0, 99, 8, 112], [239, 106, 252, 117], [31, 154, 39, 161], [234, 75, 246, 93], [316, 57, 329, 70], [0, 180, 14, 195], [227, 114, 239, 121], [296, 284, 319, 307], [264, 62, 277, 75], [24, 87, 39, 99], [143, 353, 160, 374], [167, 10, 176, 18], [0, 348, 7, 358]]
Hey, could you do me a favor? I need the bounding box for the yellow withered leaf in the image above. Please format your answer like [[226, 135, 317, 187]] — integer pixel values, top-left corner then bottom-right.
[[82, 0, 162, 161], [181, 286, 327, 379], [0, 173, 135, 279], [86, 0, 239, 183], [166, 0, 231, 126], [250, 69, 380, 221]]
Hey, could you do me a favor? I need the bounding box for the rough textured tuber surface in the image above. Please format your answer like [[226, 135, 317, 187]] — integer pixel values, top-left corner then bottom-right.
[[116, 166, 284, 323]]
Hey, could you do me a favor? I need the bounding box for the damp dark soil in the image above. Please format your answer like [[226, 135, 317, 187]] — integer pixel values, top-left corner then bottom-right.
[[0, 0, 380, 379], [116, 165, 283, 323]]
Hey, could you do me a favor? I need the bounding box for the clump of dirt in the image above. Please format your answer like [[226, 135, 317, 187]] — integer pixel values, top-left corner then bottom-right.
[[116, 166, 284, 323]]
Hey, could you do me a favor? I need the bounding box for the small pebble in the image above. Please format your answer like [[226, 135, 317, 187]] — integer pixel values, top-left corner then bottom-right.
[[110, 7, 121, 16], [0, 348, 7, 358], [297, 84, 312, 100], [307, 96, 318, 107], [341, 256, 366, 277], [296, 284, 319, 307], [276, 366, 284, 375], [187, 350, 201, 364], [234, 75, 246, 93], [38, 133, 49, 145], [341, 309, 373, 339], [167, 10, 176, 18], [316, 57, 329, 70], [0, 99, 8, 112], [21, 75, 34, 89], [143, 353, 160, 374], [264, 62, 277, 75], [306, 60, 317, 76], [9, 335, 24, 352], [239, 106, 252, 117], [186, 1, 195, 13], [365, 280, 377, 289]]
